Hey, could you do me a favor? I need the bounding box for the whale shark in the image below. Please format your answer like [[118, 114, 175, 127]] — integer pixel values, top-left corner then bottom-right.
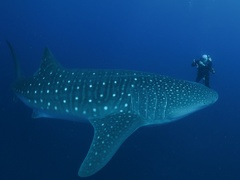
[[8, 43, 218, 177]]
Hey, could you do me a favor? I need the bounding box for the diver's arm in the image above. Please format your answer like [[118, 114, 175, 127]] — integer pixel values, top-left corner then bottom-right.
[[211, 68, 215, 74], [207, 61, 215, 74], [192, 59, 197, 67]]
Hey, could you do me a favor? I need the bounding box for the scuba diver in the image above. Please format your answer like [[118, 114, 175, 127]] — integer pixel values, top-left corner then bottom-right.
[[192, 54, 215, 87]]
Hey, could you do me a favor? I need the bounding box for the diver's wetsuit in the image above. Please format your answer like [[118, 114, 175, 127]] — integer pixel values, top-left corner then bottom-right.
[[192, 59, 214, 87]]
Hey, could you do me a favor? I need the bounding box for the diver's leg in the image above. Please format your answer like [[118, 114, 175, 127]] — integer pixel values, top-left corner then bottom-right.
[[195, 71, 202, 82], [205, 75, 210, 87]]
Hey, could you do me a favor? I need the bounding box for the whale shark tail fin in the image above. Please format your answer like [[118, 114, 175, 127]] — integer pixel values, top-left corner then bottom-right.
[[6, 40, 22, 80]]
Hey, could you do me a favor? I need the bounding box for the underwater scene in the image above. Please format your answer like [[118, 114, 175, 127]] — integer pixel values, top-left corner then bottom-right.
[[0, 0, 240, 180]]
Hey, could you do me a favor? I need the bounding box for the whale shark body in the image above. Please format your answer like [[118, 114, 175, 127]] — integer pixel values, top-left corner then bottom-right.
[[10, 47, 218, 177]]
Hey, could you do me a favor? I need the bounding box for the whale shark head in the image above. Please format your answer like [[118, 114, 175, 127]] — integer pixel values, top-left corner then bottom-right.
[[9, 47, 218, 177], [156, 81, 218, 122]]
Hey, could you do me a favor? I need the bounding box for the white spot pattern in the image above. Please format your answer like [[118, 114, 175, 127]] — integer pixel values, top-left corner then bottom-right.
[[14, 56, 218, 178]]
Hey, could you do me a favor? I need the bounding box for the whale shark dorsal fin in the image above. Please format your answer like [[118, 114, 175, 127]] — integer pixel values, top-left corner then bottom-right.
[[38, 48, 61, 73], [78, 112, 144, 177]]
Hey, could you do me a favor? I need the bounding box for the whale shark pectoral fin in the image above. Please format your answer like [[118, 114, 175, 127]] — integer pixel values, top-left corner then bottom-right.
[[78, 112, 144, 177]]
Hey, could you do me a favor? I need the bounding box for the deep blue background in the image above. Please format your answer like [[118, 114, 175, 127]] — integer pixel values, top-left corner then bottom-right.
[[0, 0, 240, 179]]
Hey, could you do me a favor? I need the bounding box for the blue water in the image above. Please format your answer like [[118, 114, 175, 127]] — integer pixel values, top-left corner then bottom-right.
[[0, 0, 240, 179]]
